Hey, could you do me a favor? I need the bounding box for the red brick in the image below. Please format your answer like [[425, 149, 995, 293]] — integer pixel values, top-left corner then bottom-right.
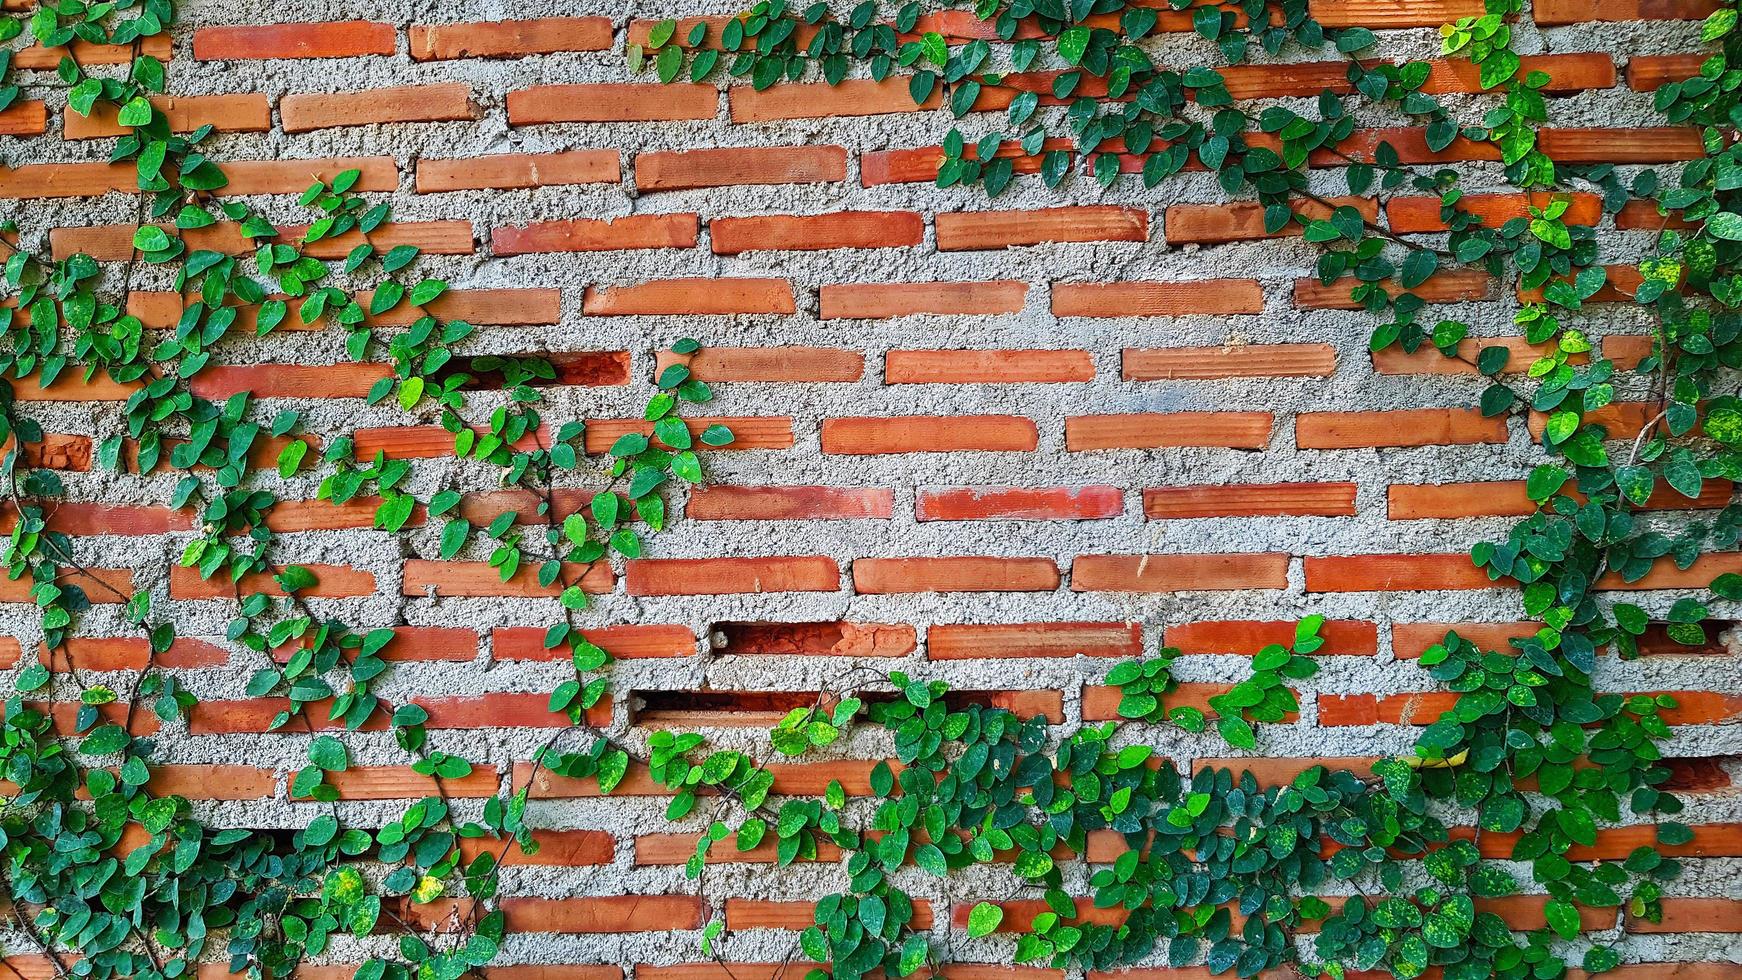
[[1065, 413, 1272, 451], [1084, 681, 1299, 723], [509, 84, 717, 124], [1053, 280, 1264, 316], [1628, 898, 1742, 933], [1143, 483, 1358, 518], [1538, 127, 1705, 162], [1304, 554, 1501, 592], [712, 621, 917, 657], [729, 77, 938, 122], [822, 416, 1038, 454], [493, 214, 699, 255], [410, 18, 614, 59], [1596, 553, 1742, 590], [189, 364, 389, 400], [281, 83, 476, 132], [273, 626, 474, 663], [192, 22, 397, 60], [635, 146, 846, 191], [917, 486, 1123, 521], [1534, 0, 1719, 25], [1071, 554, 1289, 592], [583, 278, 794, 315], [493, 624, 694, 661], [710, 211, 924, 254], [927, 622, 1142, 660], [401, 561, 614, 597], [0, 157, 397, 199], [625, 557, 840, 596], [886, 349, 1094, 384], [725, 899, 935, 931], [41, 637, 226, 671], [1373, 336, 1573, 376], [854, 557, 1061, 594], [2, 501, 190, 536], [1164, 620, 1378, 655], [64, 94, 269, 138], [1123, 344, 1335, 379], [0, 638, 18, 669], [1527, 401, 1657, 441], [416, 151, 619, 192], [820, 281, 1027, 319], [654, 346, 864, 382], [935, 207, 1148, 250], [1322, 690, 1738, 727], [1297, 408, 1506, 449], [0, 563, 126, 602], [687, 486, 893, 521]]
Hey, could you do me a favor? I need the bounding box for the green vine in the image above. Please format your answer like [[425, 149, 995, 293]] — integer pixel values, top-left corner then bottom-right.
[[1, 2, 1737, 980]]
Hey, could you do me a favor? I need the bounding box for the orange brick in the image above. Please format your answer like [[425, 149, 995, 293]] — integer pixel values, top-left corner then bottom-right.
[[0, 101, 45, 135], [1071, 554, 1289, 592], [41, 636, 225, 671], [635, 146, 846, 191], [822, 415, 1038, 453], [192, 22, 397, 60], [820, 281, 1027, 319], [1629, 53, 1707, 91], [1387, 192, 1604, 234], [456, 829, 613, 866], [493, 624, 694, 661], [1165, 197, 1375, 244], [1596, 553, 1742, 590], [1628, 898, 1742, 933], [2, 501, 190, 536], [654, 346, 864, 382], [1304, 554, 1501, 592], [416, 150, 619, 192], [416, 692, 610, 730], [1196, 756, 1380, 786], [410, 18, 614, 59], [358, 287, 560, 326], [1538, 127, 1705, 162], [1165, 620, 1378, 655], [854, 557, 1061, 594], [1293, 270, 1495, 308], [1143, 483, 1358, 518], [1123, 344, 1334, 379], [401, 561, 614, 597], [169, 564, 375, 600], [317, 766, 501, 800], [1372, 336, 1572, 375], [687, 486, 893, 520], [725, 899, 935, 931], [493, 214, 699, 255], [729, 77, 938, 122], [509, 83, 717, 124], [16, 35, 171, 70], [1392, 622, 1538, 659], [936, 206, 1148, 250], [583, 417, 792, 452], [710, 210, 923, 254], [65, 94, 269, 138], [1297, 408, 1506, 449], [917, 486, 1123, 521], [281, 83, 476, 132], [886, 349, 1094, 383], [1310, 0, 1485, 27], [0, 157, 397, 199], [626, 557, 840, 596], [713, 621, 916, 657], [1053, 280, 1265, 316], [1534, 0, 1719, 25], [927, 622, 1142, 660], [51, 219, 473, 261], [583, 278, 794, 315], [272, 626, 474, 663], [1065, 412, 1273, 451]]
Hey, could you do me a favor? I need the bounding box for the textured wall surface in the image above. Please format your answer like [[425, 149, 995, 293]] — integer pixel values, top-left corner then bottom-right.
[[2, 0, 1741, 974]]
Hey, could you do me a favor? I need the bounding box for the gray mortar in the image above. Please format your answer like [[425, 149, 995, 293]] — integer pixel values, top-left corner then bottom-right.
[[2, 1, 1740, 973]]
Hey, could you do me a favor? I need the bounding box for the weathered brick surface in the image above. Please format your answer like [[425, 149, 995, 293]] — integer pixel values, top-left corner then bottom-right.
[[4, 3, 1739, 969]]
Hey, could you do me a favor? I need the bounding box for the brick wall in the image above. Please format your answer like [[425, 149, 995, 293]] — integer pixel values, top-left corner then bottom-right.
[[2, 0, 1740, 973]]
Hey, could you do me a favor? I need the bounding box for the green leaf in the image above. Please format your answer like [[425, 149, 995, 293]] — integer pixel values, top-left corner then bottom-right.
[[967, 901, 1003, 938], [1217, 715, 1256, 750]]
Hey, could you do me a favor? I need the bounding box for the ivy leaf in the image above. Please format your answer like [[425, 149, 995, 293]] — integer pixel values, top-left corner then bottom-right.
[[1056, 26, 1089, 65], [966, 901, 1003, 938], [1217, 715, 1256, 750]]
